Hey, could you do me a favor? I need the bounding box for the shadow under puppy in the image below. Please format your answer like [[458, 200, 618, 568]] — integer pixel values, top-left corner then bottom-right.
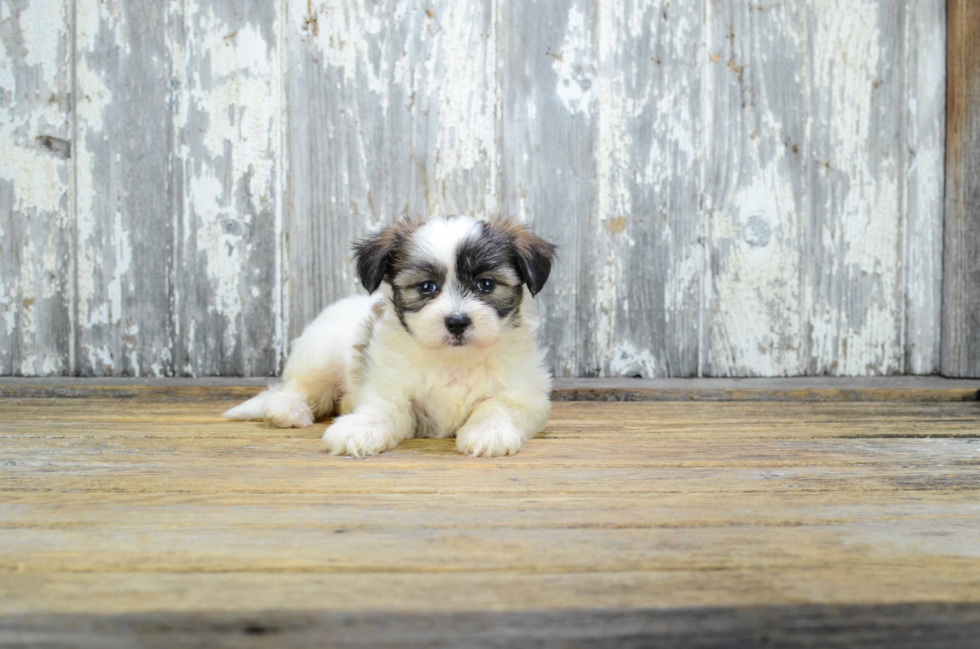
[[224, 216, 556, 457]]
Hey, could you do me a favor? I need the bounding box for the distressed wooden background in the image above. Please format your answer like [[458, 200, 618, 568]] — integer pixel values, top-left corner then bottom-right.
[[1, 0, 951, 378]]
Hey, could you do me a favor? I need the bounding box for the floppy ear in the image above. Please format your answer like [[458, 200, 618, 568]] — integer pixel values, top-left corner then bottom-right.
[[352, 221, 414, 293], [503, 221, 556, 296]]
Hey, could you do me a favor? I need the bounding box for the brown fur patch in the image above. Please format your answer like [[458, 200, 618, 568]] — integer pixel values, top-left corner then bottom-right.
[[487, 217, 557, 295], [352, 218, 423, 293]]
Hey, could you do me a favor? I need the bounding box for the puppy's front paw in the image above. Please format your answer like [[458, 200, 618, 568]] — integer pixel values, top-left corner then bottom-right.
[[456, 419, 523, 457], [264, 391, 315, 428], [322, 414, 397, 458]]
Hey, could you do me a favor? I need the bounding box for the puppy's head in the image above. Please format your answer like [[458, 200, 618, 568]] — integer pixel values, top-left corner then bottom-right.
[[353, 216, 555, 350]]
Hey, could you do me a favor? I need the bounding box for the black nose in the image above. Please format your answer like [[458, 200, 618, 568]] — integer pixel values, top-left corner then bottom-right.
[[445, 314, 472, 336]]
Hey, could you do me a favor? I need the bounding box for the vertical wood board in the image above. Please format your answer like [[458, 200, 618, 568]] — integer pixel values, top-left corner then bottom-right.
[[942, 0, 980, 377], [74, 0, 175, 376], [175, 0, 283, 376], [904, 0, 946, 374], [703, 0, 809, 377], [500, 0, 598, 377], [0, 0, 72, 376], [591, 0, 702, 378], [805, 0, 906, 376]]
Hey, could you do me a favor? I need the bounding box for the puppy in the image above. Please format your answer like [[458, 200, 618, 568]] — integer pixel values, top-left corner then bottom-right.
[[223, 215, 556, 458]]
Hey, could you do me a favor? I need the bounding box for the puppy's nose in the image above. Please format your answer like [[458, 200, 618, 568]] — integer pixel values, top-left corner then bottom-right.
[[445, 314, 472, 336]]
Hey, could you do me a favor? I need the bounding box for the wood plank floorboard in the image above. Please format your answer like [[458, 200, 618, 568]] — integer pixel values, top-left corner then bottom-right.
[[1, 387, 979, 646]]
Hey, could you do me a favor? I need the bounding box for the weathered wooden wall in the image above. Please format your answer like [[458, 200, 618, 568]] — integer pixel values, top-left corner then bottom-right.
[[1, 0, 950, 378], [942, 0, 980, 377]]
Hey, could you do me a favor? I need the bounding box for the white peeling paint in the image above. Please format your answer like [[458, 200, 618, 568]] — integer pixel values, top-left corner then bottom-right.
[[1, 0, 71, 375], [903, 0, 946, 374], [178, 1, 282, 375], [429, 3, 496, 209], [808, 0, 903, 375], [553, 5, 595, 116], [299, 0, 388, 102], [16, 233, 38, 374], [592, 0, 629, 370], [74, 0, 118, 337]]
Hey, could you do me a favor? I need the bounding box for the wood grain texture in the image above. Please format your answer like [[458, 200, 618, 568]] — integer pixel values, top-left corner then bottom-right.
[[501, 0, 702, 378], [806, 0, 907, 376], [0, 0, 73, 376], [0, 1, 952, 378], [905, 0, 946, 374], [594, 0, 702, 378], [704, 0, 808, 376], [174, 0, 283, 376], [500, 0, 597, 377], [706, 0, 946, 378], [1, 376, 979, 401], [74, 0, 175, 376], [3, 604, 979, 648], [1, 396, 979, 645], [284, 0, 388, 336], [286, 0, 497, 338], [942, 0, 980, 377]]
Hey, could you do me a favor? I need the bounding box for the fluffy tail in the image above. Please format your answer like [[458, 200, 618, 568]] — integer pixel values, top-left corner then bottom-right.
[[222, 386, 317, 428], [222, 390, 274, 421]]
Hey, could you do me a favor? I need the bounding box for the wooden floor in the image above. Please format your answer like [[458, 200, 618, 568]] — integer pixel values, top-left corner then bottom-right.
[[2, 381, 980, 647]]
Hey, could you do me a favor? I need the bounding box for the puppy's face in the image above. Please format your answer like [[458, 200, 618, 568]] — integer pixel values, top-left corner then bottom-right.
[[354, 216, 555, 350]]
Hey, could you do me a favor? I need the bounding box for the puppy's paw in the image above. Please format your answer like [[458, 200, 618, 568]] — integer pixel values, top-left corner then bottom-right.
[[263, 391, 315, 428], [456, 418, 523, 457], [322, 414, 397, 458]]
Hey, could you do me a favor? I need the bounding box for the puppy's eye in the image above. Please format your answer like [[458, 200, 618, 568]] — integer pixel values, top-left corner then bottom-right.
[[418, 281, 438, 296], [476, 278, 495, 294]]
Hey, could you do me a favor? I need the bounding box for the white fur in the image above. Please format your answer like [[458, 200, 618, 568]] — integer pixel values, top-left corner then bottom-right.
[[223, 216, 552, 458]]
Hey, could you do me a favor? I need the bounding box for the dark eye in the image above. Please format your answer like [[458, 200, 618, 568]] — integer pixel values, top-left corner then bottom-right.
[[418, 281, 438, 296], [476, 278, 495, 294]]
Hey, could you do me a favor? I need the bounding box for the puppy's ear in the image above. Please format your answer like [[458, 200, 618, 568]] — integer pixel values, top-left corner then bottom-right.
[[352, 220, 417, 293], [492, 218, 556, 296]]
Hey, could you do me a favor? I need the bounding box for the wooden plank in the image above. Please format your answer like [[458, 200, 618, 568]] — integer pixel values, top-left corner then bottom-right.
[[2, 400, 980, 497], [73, 0, 175, 376], [703, 1, 808, 376], [174, 0, 284, 376], [3, 570, 980, 616], [7, 510, 979, 572], [5, 490, 977, 530], [2, 399, 979, 441], [285, 0, 390, 332], [285, 0, 497, 339], [0, 0, 73, 376], [591, 1, 702, 377], [942, 0, 980, 377], [386, 0, 497, 219], [501, 0, 701, 378], [806, 0, 906, 375], [3, 603, 979, 649], [6, 432, 980, 470], [7, 456, 980, 495], [550, 377, 980, 402], [2, 377, 979, 401], [2, 397, 980, 645], [499, 0, 597, 377], [904, 0, 946, 374], [0, 377, 268, 400]]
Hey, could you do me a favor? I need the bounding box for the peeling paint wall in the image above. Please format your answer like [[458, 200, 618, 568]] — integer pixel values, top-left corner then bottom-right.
[[1, 0, 72, 376], [0, 0, 947, 377]]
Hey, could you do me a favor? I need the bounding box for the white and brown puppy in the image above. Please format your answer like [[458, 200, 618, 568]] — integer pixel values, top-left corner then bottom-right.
[[223, 215, 556, 458]]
